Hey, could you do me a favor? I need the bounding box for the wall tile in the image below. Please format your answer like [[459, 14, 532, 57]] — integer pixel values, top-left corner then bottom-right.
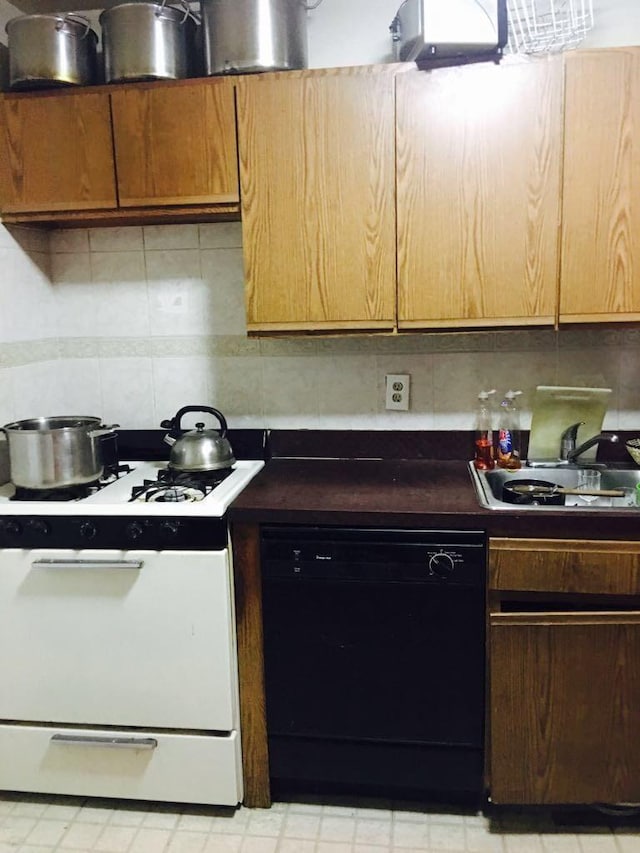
[[53, 359, 103, 416], [10, 361, 63, 419], [99, 357, 154, 429], [144, 224, 199, 251], [4, 249, 56, 342], [151, 356, 210, 427], [146, 249, 209, 336], [0, 367, 15, 425], [617, 346, 640, 430], [52, 254, 97, 338], [89, 226, 144, 252], [50, 229, 90, 254], [199, 222, 243, 249], [200, 249, 248, 335], [206, 356, 265, 427], [91, 252, 150, 337], [316, 356, 377, 420], [262, 356, 319, 426]]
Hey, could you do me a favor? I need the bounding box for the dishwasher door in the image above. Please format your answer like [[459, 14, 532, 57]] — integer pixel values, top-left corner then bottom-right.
[[261, 526, 486, 799]]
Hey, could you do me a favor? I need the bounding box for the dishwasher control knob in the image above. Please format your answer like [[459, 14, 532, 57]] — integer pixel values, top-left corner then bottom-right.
[[125, 522, 145, 542], [428, 552, 455, 579], [26, 519, 50, 537], [79, 522, 97, 540], [0, 519, 22, 538]]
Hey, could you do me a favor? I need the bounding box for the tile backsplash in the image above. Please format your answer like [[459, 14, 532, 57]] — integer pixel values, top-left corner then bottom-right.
[[0, 221, 638, 433]]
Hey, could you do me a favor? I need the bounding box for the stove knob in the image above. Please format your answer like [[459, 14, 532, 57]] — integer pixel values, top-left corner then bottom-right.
[[26, 519, 50, 537], [428, 552, 455, 579], [79, 522, 97, 541], [159, 521, 180, 542], [0, 519, 22, 538], [125, 522, 145, 542]]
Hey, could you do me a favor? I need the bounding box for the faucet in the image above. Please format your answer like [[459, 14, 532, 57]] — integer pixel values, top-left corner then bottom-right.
[[559, 421, 619, 464]]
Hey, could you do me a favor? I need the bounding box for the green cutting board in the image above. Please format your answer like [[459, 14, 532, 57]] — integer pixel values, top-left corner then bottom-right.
[[527, 386, 612, 463]]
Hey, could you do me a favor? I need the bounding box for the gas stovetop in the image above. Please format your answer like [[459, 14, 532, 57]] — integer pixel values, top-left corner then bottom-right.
[[0, 460, 264, 517], [0, 460, 264, 550]]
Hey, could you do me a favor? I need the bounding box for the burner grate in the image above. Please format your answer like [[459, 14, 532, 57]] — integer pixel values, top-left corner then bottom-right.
[[10, 464, 133, 503], [129, 467, 232, 503]]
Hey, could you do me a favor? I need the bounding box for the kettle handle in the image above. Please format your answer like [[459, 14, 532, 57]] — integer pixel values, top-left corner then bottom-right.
[[161, 406, 228, 437]]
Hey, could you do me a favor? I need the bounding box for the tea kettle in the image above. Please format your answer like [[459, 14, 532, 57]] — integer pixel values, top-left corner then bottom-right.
[[160, 406, 236, 472]]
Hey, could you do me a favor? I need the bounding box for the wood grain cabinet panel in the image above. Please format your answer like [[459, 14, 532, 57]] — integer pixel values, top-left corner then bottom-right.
[[397, 57, 563, 329], [236, 67, 397, 334], [490, 613, 640, 804], [561, 48, 640, 322], [111, 79, 239, 208], [0, 91, 117, 213], [489, 538, 640, 805]]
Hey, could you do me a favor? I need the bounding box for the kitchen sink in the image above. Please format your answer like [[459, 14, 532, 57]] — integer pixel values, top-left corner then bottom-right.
[[469, 462, 640, 511]]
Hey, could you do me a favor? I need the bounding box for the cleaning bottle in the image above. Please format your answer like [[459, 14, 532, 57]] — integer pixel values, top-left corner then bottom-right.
[[473, 390, 496, 470], [497, 390, 523, 470]]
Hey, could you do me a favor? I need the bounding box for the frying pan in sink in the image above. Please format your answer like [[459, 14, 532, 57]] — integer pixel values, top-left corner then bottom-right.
[[502, 479, 625, 506], [502, 479, 566, 506]]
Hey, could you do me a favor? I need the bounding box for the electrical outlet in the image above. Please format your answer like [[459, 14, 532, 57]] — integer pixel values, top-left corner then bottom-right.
[[385, 374, 410, 411]]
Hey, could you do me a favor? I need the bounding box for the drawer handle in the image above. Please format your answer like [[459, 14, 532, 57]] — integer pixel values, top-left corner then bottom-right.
[[32, 560, 143, 571], [51, 734, 158, 750]]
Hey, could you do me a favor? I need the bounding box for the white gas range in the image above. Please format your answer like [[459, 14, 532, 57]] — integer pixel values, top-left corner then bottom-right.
[[0, 457, 264, 807]]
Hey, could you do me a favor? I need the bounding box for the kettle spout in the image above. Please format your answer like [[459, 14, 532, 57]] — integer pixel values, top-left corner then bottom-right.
[[163, 434, 176, 447]]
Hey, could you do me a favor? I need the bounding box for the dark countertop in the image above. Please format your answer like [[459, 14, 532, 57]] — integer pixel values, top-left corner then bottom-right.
[[228, 458, 640, 540]]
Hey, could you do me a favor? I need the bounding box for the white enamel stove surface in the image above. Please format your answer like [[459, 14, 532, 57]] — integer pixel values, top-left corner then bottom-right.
[[0, 459, 265, 806], [0, 459, 265, 516]]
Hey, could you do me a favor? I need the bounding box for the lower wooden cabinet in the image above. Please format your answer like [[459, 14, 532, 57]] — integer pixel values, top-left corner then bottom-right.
[[489, 538, 640, 805]]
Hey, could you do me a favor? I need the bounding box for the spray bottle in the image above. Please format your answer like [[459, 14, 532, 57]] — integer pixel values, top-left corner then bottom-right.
[[497, 390, 523, 470], [473, 390, 496, 470]]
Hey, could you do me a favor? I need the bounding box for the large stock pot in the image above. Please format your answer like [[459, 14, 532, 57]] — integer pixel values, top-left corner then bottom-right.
[[6, 13, 98, 90], [200, 0, 308, 75], [100, 1, 197, 83], [1, 416, 118, 490]]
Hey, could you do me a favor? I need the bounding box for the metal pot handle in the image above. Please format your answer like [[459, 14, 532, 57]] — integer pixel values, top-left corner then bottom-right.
[[87, 423, 119, 439], [56, 14, 92, 38], [161, 406, 228, 438], [155, 0, 199, 25]]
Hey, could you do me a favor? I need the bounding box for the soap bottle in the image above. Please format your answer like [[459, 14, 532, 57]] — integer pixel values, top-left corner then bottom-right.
[[473, 390, 496, 470], [497, 390, 523, 470]]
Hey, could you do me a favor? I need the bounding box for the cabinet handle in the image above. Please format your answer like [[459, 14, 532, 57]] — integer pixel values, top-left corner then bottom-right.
[[32, 559, 143, 571], [51, 734, 157, 750], [491, 611, 640, 626]]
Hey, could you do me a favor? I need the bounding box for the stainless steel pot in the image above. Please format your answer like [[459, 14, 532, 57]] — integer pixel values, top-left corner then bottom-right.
[[200, 0, 308, 75], [160, 406, 235, 473], [100, 1, 198, 83], [6, 14, 98, 90], [1, 416, 118, 490]]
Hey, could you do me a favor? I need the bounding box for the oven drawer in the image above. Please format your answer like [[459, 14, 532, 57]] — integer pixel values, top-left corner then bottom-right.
[[0, 549, 238, 730], [0, 724, 243, 806]]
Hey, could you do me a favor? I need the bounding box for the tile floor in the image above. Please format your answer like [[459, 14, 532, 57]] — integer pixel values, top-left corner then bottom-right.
[[0, 792, 639, 853]]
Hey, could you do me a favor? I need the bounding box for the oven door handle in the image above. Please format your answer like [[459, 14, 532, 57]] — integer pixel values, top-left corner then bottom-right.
[[31, 559, 144, 570], [51, 734, 158, 750]]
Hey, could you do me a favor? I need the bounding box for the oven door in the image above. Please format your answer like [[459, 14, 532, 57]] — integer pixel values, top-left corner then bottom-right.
[[0, 548, 238, 731]]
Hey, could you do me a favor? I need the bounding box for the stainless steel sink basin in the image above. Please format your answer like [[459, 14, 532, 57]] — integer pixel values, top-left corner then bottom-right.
[[469, 462, 640, 511]]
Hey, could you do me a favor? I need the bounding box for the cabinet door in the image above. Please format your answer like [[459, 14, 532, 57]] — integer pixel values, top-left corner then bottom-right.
[[397, 58, 563, 329], [561, 49, 640, 322], [490, 611, 640, 805], [237, 68, 397, 333], [0, 91, 117, 213], [110, 79, 239, 208]]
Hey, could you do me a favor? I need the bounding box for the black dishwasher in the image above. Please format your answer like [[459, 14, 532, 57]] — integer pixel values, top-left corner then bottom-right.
[[261, 526, 487, 801]]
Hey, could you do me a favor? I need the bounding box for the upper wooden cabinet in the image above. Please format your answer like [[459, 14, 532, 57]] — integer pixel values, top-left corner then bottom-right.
[[111, 78, 239, 208], [561, 48, 640, 323], [0, 78, 240, 226], [397, 57, 564, 329], [0, 90, 117, 214], [236, 67, 398, 334]]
